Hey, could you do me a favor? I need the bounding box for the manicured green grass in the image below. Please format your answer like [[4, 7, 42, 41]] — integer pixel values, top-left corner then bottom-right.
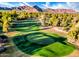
[[12, 19, 75, 57], [34, 42, 74, 57]]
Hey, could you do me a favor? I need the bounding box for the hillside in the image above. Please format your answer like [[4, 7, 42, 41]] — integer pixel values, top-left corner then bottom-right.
[[12, 6, 39, 12], [44, 8, 76, 13]]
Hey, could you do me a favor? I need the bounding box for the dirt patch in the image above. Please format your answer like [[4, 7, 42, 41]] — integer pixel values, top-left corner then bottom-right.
[[40, 27, 67, 37], [67, 49, 79, 57], [4, 31, 20, 37]]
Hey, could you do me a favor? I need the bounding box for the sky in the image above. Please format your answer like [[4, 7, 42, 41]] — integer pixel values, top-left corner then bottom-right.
[[0, 2, 79, 11]]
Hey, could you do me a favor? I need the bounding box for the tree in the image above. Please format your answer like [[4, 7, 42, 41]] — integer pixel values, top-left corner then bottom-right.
[[38, 14, 45, 26], [67, 22, 79, 43], [49, 15, 59, 27], [0, 12, 2, 28], [0, 12, 14, 33], [17, 11, 27, 20]]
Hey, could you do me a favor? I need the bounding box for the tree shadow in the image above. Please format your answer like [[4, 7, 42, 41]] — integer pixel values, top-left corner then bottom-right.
[[12, 34, 44, 55], [12, 32, 67, 55], [12, 22, 40, 28], [10, 19, 41, 32], [11, 20, 40, 28], [0, 27, 2, 33], [27, 32, 67, 45], [12, 26, 41, 32]]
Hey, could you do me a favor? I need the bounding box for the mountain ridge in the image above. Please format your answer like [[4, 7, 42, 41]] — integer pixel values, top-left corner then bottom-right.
[[0, 5, 76, 13]]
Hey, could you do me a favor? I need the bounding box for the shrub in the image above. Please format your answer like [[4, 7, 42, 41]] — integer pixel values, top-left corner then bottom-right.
[[0, 35, 8, 43]]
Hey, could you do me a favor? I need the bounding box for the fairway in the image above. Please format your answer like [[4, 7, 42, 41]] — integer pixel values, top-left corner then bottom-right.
[[12, 19, 75, 57]]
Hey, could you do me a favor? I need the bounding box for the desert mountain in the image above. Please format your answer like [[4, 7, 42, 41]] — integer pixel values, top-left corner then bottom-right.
[[0, 5, 76, 13]]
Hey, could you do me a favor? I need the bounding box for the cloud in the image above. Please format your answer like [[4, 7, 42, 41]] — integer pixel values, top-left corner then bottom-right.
[[42, 2, 70, 9], [0, 2, 14, 7], [42, 2, 50, 8], [0, 2, 79, 12], [42, 2, 79, 12], [51, 4, 69, 9], [19, 2, 31, 6], [0, 2, 31, 7], [66, 2, 79, 11], [44, 2, 50, 8]]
